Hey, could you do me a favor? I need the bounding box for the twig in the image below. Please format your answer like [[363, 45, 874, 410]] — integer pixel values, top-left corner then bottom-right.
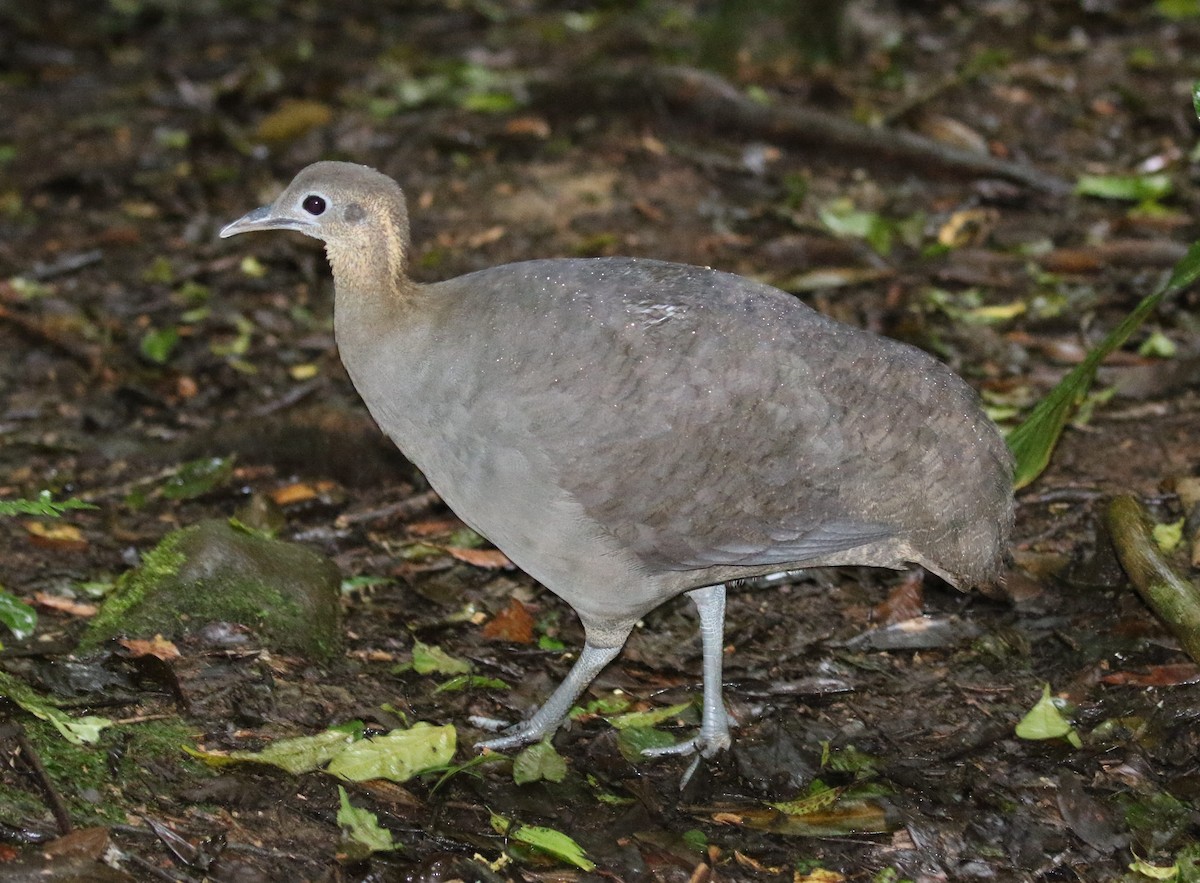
[[0, 304, 101, 370], [249, 377, 323, 418], [335, 489, 442, 528], [29, 249, 103, 281], [13, 723, 73, 836]]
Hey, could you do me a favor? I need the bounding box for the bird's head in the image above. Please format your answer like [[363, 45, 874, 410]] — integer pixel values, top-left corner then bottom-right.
[[221, 161, 412, 286]]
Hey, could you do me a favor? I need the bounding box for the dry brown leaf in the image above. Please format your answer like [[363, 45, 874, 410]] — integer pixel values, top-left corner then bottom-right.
[[1100, 664, 1200, 687], [481, 597, 535, 644], [41, 827, 111, 860], [347, 649, 397, 663], [504, 115, 551, 139], [119, 635, 181, 660], [407, 517, 462, 537], [270, 482, 319, 506], [795, 870, 846, 883], [937, 208, 997, 249], [733, 850, 780, 873], [24, 520, 88, 552], [873, 577, 924, 625], [34, 592, 98, 617], [443, 546, 513, 569], [467, 225, 506, 248]]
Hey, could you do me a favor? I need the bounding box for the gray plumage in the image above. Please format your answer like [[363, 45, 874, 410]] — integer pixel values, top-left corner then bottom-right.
[[222, 161, 1013, 764]]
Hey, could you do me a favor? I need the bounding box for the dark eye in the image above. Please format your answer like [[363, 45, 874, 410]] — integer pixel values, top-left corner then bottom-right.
[[302, 195, 326, 215]]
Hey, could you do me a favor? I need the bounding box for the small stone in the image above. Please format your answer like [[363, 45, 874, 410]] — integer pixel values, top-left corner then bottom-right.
[[84, 519, 341, 659]]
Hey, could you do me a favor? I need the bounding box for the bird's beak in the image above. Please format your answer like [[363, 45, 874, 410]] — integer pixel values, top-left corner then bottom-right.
[[219, 205, 315, 238]]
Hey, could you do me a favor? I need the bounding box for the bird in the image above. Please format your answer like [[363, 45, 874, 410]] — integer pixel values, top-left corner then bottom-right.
[[221, 161, 1013, 768]]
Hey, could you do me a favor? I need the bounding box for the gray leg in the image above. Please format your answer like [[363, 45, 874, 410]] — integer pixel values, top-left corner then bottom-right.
[[475, 640, 624, 752], [643, 583, 734, 761]]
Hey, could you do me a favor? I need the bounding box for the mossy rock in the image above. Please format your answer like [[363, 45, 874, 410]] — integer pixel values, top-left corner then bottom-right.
[[84, 518, 342, 659]]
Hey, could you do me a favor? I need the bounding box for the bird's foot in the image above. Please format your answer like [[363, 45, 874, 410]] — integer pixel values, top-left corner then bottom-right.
[[470, 716, 554, 753], [641, 729, 732, 760], [642, 731, 731, 788]]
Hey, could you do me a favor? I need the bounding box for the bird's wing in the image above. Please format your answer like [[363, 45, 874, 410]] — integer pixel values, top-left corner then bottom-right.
[[662, 518, 897, 570]]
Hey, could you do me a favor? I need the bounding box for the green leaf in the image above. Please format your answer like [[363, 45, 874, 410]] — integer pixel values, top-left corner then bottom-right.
[[337, 786, 399, 857], [239, 256, 267, 278], [1128, 854, 1180, 879], [1138, 330, 1177, 358], [142, 255, 175, 284], [340, 575, 392, 595], [0, 491, 97, 518], [682, 829, 707, 853], [325, 723, 457, 782], [490, 814, 595, 871], [139, 326, 179, 364], [161, 455, 235, 500], [568, 693, 630, 719], [1007, 238, 1200, 488], [410, 639, 472, 675], [0, 589, 36, 640], [433, 674, 509, 693], [1159, 0, 1200, 21], [0, 670, 112, 745], [770, 781, 845, 816], [606, 701, 692, 730], [512, 739, 567, 785], [615, 725, 677, 764], [459, 91, 518, 113], [818, 199, 894, 256], [1015, 684, 1078, 744], [189, 726, 362, 774], [1075, 173, 1173, 202], [1153, 518, 1185, 554]]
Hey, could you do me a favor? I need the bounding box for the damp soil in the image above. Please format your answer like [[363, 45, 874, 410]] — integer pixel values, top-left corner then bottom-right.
[[2, 2, 1200, 881]]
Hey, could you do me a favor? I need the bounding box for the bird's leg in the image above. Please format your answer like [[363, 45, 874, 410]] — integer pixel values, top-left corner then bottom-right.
[[475, 640, 624, 752], [643, 583, 734, 764]]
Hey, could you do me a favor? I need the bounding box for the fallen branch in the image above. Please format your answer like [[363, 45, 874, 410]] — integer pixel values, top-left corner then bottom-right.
[[1106, 494, 1200, 665], [538, 64, 1072, 195]]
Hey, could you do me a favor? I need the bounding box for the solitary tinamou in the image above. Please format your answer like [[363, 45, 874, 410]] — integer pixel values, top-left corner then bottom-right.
[[221, 161, 1013, 770]]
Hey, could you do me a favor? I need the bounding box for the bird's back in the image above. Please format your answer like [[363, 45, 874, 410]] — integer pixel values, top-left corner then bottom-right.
[[371, 257, 1011, 595]]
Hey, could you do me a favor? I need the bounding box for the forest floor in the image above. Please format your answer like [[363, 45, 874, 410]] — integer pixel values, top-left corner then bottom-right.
[[2, 2, 1200, 881]]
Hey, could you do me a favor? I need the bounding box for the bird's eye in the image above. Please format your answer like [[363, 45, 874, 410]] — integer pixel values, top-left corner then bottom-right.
[[302, 195, 326, 215]]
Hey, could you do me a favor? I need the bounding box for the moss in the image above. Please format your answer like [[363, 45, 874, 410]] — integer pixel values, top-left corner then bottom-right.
[[0, 717, 211, 828], [7, 719, 122, 825], [83, 532, 186, 648], [83, 519, 342, 659]]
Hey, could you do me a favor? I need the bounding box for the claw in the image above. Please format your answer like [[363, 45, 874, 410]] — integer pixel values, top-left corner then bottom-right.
[[473, 720, 550, 753], [641, 730, 732, 760]]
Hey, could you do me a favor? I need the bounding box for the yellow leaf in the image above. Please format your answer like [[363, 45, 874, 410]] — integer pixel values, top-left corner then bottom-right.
[[256, 99, 333, 143]]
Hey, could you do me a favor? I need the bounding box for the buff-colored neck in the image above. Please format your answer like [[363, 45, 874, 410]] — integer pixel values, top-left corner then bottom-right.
[[325, 193, 420, 335]]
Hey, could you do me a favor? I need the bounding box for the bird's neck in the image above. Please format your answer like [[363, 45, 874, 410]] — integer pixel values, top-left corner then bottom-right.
[[325, 215, 420, 338]]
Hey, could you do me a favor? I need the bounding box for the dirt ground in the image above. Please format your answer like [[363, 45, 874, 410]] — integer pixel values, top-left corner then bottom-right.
[[2, 2, 1200, 881]]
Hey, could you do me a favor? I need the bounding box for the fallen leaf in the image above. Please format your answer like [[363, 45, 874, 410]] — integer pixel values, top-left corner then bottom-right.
[[442, 546, 512, 569], [1100, 664, 1200, 687], [119, 635, 181, 660], [256, 99, 333, 143], [482, 597, 535, 643], [504, 115, 551, 139], [34, 592, 97, 617], [407, 518, 462, 537], [873, 577, 924, 625], [24, 521, 88, 552], [937, 207, 997, 248], [271, 483, 319, 506]]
